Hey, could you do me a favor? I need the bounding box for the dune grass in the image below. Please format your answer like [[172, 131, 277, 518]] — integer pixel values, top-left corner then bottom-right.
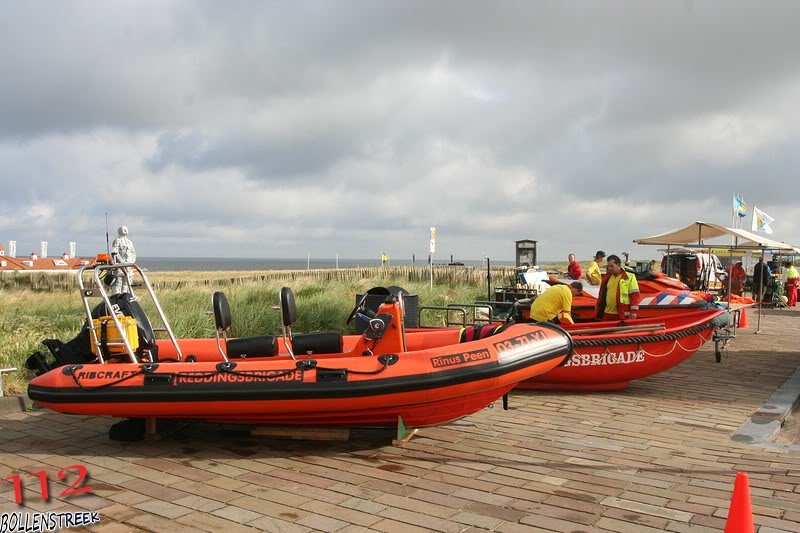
[[0, 271, 489, 395]]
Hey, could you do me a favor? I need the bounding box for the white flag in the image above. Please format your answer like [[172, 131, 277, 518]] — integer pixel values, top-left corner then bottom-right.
[[751, 206, 775, 235]]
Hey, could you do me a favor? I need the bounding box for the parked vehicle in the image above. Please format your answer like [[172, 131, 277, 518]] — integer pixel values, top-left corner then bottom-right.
[[660, 249, 726, 291]]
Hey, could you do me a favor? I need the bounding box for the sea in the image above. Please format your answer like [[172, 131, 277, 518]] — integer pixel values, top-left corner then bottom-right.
[[137, 257, 512, 272]]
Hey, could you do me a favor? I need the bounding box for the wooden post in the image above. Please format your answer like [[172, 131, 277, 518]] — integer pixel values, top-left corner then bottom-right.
[[144, 417, 159, 441]]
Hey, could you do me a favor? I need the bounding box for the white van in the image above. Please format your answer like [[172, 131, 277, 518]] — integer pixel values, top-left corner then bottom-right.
[[660, 249, 726, 291]]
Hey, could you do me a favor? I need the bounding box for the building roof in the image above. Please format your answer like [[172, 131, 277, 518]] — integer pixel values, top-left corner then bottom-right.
[[0, 256, 98, 272]]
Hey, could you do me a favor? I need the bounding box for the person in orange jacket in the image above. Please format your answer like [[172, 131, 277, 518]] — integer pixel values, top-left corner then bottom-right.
[[729, 261, 747, 296], [595, 254, 641, 320], [567, 253, 583, 280]]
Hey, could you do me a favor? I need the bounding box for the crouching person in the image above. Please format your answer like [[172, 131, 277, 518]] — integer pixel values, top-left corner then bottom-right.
[[528, 281, 583, 325]]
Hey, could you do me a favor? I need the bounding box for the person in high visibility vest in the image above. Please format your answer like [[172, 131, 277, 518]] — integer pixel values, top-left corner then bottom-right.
[[784, 261, 799, 308], [595, 254, 640, 320]]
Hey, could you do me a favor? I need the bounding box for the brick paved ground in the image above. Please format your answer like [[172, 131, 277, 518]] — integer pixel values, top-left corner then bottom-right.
[[2, 308, 800, 532]]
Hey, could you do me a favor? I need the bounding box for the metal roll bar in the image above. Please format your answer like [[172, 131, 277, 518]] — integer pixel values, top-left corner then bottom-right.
[[77, 262, 182, 364]]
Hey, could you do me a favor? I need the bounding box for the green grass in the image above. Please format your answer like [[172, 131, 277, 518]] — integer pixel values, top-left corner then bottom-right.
[[0, 271, 487, 395]]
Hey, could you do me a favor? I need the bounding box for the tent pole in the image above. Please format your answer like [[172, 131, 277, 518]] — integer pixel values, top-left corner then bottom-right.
[[726, 239, 735, 311], [666, 245, 671, 277], [756, 248, 764, 334]]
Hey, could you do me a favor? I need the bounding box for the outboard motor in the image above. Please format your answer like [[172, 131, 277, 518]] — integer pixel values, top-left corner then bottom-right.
[[24, 292, 159, 376]]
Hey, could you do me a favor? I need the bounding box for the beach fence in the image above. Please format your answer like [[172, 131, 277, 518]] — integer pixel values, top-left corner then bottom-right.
[[0, 271, 75, 291], [149, 266, 520, 290], [1, 266, 519, 291]]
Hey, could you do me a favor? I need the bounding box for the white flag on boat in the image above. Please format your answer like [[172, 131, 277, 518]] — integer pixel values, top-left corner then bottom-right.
[[751, 206, 775, 235]]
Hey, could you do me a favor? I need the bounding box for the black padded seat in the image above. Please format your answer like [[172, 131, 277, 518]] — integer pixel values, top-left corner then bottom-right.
[[212, 291, 280, 360], [292, 332, 343, 355], [226, 335, 279, 358]]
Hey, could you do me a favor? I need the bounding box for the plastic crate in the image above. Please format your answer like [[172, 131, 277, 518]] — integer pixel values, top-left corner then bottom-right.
[[91, 315, 139, 355]]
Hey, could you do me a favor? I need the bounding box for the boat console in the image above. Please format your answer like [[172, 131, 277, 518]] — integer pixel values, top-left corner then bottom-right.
[[346, 291, 407, 356]]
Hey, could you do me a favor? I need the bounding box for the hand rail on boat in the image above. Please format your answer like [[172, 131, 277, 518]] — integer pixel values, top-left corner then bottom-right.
[[416, 306, 467, 328], [446, 303, 494, 324], [77, 262, 183, 364]]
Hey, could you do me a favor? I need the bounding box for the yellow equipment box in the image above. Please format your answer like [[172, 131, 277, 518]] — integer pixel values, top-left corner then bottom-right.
[[91, 315, 139, 355]]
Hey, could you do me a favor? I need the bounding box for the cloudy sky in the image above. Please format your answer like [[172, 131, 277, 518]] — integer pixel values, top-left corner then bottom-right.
[[1, 1, 798, 262]]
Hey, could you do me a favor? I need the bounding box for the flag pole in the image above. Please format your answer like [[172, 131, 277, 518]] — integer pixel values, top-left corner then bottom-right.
[[728, 195, 735, 311], [756, 247, 764, 334]]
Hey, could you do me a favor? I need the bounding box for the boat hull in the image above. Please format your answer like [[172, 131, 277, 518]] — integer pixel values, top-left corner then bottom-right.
[[28, 322, 571, 427], [517, 308, 724, 392]]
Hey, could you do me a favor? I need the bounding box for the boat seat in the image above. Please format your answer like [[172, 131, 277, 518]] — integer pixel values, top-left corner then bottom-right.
[[213, 292, 279, 360], [280, 287, 343, 358], [292, 332, 343, 355], [226, 336, 279, 358]]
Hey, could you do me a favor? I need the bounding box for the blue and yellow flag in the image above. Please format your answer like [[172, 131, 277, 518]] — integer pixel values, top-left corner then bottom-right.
[[733, 194, 747, 218]]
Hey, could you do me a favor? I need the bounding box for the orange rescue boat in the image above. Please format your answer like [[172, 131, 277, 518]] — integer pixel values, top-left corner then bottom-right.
[[26, 264, 572, 428]]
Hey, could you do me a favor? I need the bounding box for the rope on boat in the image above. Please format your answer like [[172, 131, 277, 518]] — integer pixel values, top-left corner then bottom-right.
[[637, 329, 712, 358], [67, 366, 146, 391], [572, 322, 715, 349], [65, 354, 398, 391], [325, 359, 391, 376]]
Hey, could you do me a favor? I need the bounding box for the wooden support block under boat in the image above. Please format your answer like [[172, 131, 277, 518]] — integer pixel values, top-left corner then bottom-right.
[[393, 428, 419, 447], [144, 417, 158, 441], [250, 426, 351, 441], [392, 415, 419, 447]]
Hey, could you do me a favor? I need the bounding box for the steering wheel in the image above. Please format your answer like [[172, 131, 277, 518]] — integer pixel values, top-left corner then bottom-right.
[[346, 294, 370, 325]]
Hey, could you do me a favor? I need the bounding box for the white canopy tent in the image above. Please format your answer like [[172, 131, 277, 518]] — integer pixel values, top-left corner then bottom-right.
[[634, 221, 797, 333], [634, 221, 796, 251]]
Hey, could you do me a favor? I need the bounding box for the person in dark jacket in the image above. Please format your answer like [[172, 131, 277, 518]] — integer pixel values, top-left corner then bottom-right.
[[752, 258, 772, 302]]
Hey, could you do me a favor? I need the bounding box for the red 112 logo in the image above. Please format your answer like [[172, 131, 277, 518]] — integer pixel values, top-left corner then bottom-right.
[[2, 465, 93, 505]]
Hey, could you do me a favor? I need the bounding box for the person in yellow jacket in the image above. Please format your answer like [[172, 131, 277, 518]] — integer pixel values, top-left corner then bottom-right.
[[595, 254, 640, 320], [784, 261, 799, 308], [586, 250, 606, 286], [529, 282, 583, 325]]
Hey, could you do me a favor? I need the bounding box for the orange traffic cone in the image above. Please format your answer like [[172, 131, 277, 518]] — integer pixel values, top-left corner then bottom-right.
[[724, 471, 754, 533], [738, 308, 748, 329]]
